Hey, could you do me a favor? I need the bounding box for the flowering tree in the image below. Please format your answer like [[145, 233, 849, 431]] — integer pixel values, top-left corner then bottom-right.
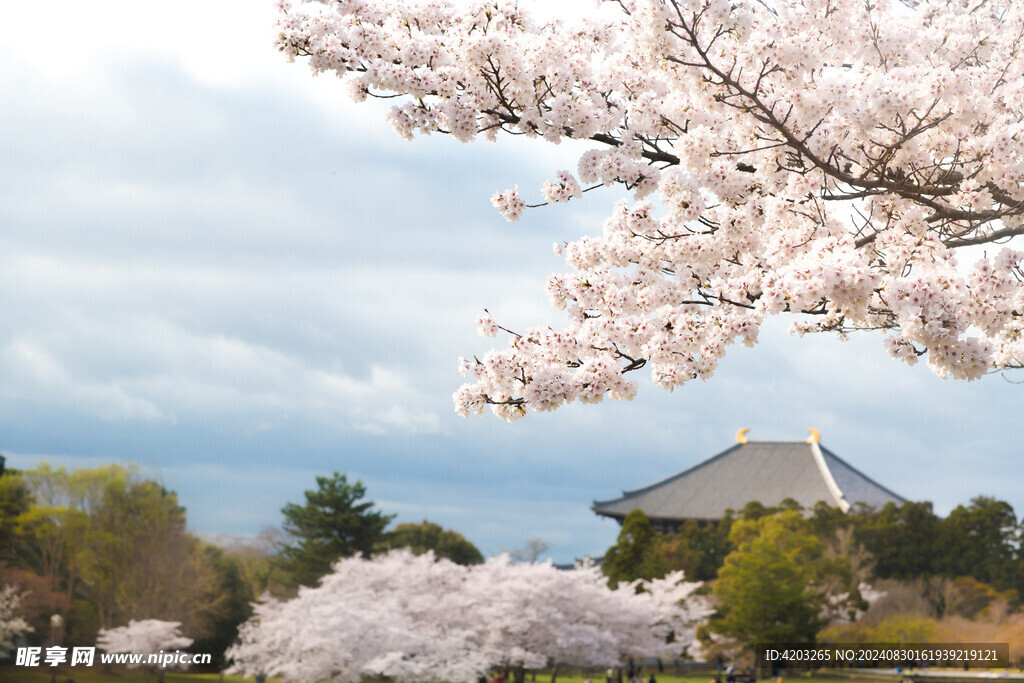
[[0, 585, 31, 653], [96, 619, 194, 669], [226, 551, 487, 683], [643, 570, 712, 657], [278, 0, 1024, 420], [458, 555, 708, 672], [226, 550, 709, 683]]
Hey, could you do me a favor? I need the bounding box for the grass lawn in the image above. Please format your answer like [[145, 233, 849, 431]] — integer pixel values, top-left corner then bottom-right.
[[514, 672, 846, 683], [0, 667, 270, 683], [0, 667, 864, 683]]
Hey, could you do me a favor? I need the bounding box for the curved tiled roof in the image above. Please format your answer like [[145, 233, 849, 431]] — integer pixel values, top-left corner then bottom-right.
[[592, 440, 905, 522]]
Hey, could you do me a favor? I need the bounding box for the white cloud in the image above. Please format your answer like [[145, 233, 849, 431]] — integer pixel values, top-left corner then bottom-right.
[[0, 301, 445, 436], [3, 341, 173, 423]]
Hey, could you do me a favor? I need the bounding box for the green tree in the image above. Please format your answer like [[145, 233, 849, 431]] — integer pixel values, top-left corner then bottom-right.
[[73, 472, 227, 645], [855, 501, 943, 580], [709, 510, 825, 649], [279, 472, 394, 587], [738, 500, 770, 521], [378, 520, 484, 565], [190, 544, 255, 667], [656, 515, 734, 582], [74, 473, 187, 629], [9, 464, 225, 645], [810, 500, 852, 539], [14, 464, 93, 595], [940, 497, 1019, 591], [602, 508, 665, 587], [0, 468, 32, 563]]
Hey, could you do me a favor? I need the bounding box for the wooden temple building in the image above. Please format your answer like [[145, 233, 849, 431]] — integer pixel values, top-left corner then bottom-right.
[[592, 429, 906, 533]]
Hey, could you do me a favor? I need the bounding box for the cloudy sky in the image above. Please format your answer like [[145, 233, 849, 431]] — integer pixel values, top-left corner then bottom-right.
[[1, 1, 1021, 563]]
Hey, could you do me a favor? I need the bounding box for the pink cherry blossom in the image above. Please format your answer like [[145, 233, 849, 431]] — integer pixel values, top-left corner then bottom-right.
[[226, 550, 710, 682], [278, 0, 1024, 420]]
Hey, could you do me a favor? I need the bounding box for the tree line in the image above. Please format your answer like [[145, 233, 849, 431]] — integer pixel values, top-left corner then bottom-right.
[[8, 458, 1019, 666], [602, 496, 1024, 657], [0, 464, 484, 666]]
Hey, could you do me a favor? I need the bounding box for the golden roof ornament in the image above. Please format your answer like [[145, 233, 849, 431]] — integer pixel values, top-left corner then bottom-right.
[[806, 428, 821, 444], [736, 427, 750, 444]]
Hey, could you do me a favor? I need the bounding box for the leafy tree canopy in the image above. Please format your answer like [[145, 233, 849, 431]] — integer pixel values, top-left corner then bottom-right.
[[709, 510, 826, 649], [656, 517, 733, 582], [940, 496, 1019, 589], [279, 472, 394, 587], [378, 520, 484, 565], [603, 508, 665, 588]]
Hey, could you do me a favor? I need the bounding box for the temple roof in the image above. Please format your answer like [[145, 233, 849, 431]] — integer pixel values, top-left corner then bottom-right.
[[592, 436, 906, 523]]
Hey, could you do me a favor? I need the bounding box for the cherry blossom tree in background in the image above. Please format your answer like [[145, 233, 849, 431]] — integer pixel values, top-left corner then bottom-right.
[[0, 585, 31, 653], [226, 550, 710, 683], [278, 0, 1024, 420], [226, 551, 487, 683], [458, 555, 707, 677], [96, 619, 194, 669]]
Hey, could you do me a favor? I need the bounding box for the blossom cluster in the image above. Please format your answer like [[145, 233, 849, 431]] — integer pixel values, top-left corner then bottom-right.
[[96, 620, 194, 669], [491, 187, 525, 222], [0, 585, 30, 654], [226, 550, 710, 683], [278, 0, 1024, 419]]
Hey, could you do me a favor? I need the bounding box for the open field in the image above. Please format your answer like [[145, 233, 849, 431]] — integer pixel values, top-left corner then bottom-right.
[[548, 674, 869, 683], [0, 669, 266, 683], [7, 669, 1017, 683], [0, 671, 844, 683]]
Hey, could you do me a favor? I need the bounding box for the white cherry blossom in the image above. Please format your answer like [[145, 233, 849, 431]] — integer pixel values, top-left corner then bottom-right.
[[0, 585, 30, 654], [278, 0, 1024, 420], [226, 550, 710, 682], [96, 620, 193, 669]]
